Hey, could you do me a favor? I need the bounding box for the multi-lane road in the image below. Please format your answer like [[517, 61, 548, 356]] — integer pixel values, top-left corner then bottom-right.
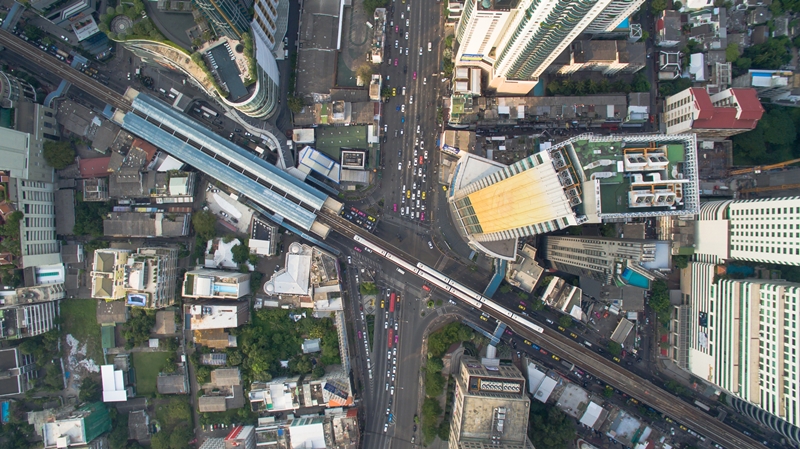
[[0, 18, 766, 449]]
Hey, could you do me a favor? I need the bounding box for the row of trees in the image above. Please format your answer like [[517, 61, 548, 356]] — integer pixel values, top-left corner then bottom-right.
[[547, 73, 650, 97], [0, 211, 23, 257], [649, 280, 672, 325]]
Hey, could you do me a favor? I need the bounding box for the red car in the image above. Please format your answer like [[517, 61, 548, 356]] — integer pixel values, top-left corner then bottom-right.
[[413, 71, 417, 80], [395, 25, 398, 33], [393, 203, 397, 212], [394, 59, 398, 66], [420, 212, 425, 221], [354, 246, 362, 252]]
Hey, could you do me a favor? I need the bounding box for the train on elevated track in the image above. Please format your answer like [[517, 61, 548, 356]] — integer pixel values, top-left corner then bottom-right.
[[353, 235, 544, 334]]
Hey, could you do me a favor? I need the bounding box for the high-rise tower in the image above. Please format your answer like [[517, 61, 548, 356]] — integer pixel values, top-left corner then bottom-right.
[[192, 0, 252, 40], [454, 0, 646, 94]]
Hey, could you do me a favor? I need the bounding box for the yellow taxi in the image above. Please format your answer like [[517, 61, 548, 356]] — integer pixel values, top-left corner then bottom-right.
[[613, 356, 621, 363], [551, 354, 560, 361], [558, 326, 566, 332], [407, 190, 411, 198], [479, 315, 488, 321], [421, 192, 426, 199], [392, 88, 396, 96], [518, 304, 526, 311], [679, 425, 688, 431], [380, 300, 385, 309], [570, 332, 578, 339], [523, 339, 532, 346]]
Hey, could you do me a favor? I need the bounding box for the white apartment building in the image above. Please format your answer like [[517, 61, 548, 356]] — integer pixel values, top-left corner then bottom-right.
[[585, 0, 645, 33], [695, 197, 800, 266], [663, 87, 764, 138], [455, 0, 643, 94], [182, 269, 251, 299], [687, 261, 800, 445]]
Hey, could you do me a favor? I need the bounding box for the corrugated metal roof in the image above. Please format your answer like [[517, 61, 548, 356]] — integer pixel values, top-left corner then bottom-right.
[[120, 113, 317, 231], [129, 94, 327, 209]]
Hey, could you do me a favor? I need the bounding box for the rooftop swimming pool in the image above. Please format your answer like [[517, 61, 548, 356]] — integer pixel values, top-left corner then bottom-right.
[[621, 268, 650, 289]]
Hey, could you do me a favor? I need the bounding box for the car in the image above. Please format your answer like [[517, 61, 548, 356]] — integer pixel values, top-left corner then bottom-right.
[[381, 300, 385, 308], [397, 162, 402, 170], [394, 25, 398, 32], [391, 374, 396, 382], [428, 241, 434, 249], [407, 190, 411, 198], [613, 356, 621, 363], [428, 42, 432, 51], [409, 95, 413, 104], [424, 150, 428, 159], [539, 348, 548, 355], [413, 71, 417, 80], [384, 321, 388, 329], [405, 32, 409, 39], [401, 104, 405, 112], [406, 19, 409, 26], [518, 304, 526, 311], [402, 86, 406, 95], [393, 203, 397, 212], [558, 326, 566, 332], [386, 408, 390, 416], [394, 58, 398, 66], [384, 423, 388, 432], [392, 88, 396, 96], [347, 256, 352, 264], [394, 40, 398, 48], [413, 425, 417, 432], [393, 347, 397, 356], [448, 299, 457, 305], [392, 366, 396, 374], [552, 354, 560, 361], [419, 47, 423, 55], [570, 332, 578, 339], [421, 192, 426, 199], [394, 322, 398, 331], [480, 315, 488, 321], [679, 425, 688, 431], [523, 339, 532, 346], [401, 116, 405, 123], [385, 382, 389, 390], [390, 386, 394, 395], [423, 77, 427, 85], [420, 212, 425, 221]]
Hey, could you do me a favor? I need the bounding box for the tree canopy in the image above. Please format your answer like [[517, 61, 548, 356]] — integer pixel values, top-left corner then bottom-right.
[[424, 357, 445, 397], [547, 73, 650, 96], [43, 140, 76, 169], [363, 0, 389, 12], [649, 280, 672, 325], [122, 309, 156, 349], [79, 377, 101, 403], [558, 315, 573, 328], [0, 211, 23, 256], [527, 401, 576, 449], [732, 106, 800, 166], [359, 282, 379, 295], [73, 197, 112, 237], [231, 243, 250, 264], [192, 210, 218, 241], [742, 37, 792, 70], [607, 341, 622, 356], [427, 322, 473, 358]]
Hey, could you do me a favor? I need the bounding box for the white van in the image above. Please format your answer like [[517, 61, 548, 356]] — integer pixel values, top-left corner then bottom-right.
[[428, 42, 432, 51], [397, 268, 405, 275]]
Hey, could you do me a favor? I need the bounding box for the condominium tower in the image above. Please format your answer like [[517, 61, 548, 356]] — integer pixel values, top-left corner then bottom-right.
[[455, 0, 646, 94], [192, 0, 252, 40], [686, 262, 800, 445], [694, 197, 800, 266]]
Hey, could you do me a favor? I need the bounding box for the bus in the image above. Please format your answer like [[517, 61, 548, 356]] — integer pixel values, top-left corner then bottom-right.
[[694, 400, 711, 412], [388, 329, 394, 348], [200, 106, 218, 117], [389, 293, 396, 313]]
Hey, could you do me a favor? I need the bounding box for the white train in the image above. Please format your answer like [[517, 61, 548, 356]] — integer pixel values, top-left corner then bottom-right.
[[353, 235, 544, 334]]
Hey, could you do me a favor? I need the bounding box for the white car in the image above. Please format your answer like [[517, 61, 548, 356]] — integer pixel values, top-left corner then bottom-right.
[[417, 125, 421, 134], [419, 47, 422, 55], [394, 40, 398, 48], [390, 386, 395, 395], [402, 184, 406, 192], [402, 86, 406, 95], [401, 104, 405, 113], [394, 322, 398, 331], [405, 32, 409, 39], [428, 241, 434, 250], [401, 12, 404, 19], [424, 151, 428, 159], [398, 162, 402, 170], [406, 19, 409, 27], [418, 168, 423, 176], [409, 95, 413, 104], [384, 321, 388, 329], [414, 149, 418, 157], [384, 424, 388, 433], [423, 77, 427, 85], [405, 47, 409, 55]]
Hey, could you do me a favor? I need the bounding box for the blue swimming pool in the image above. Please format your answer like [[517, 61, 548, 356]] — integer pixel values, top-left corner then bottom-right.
[[621, 269, 650, 289], [214, 284, 237, 293]]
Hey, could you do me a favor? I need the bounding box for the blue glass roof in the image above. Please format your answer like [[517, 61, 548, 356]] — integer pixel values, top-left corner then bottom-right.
[[129, 94, 328, 210], [120, 112, 318, 231]]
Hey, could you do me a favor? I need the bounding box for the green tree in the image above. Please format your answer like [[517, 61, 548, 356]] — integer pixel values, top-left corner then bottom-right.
[[43, 140, 76, 169], [355, 63, 377, 82], [363, 0, 389, 12], [196, 366, 211, 384], [743, 37, 792, 69], [78, 377, 101, 402], [437, 420, 450, 440], [122, 309, 156, 349], [558, 315, 573, 328], [500, 284, 512, 294], [603, 386, 614, 397], [23, 25, 43, 41], [287, 96, 304, 113], [192, 210, 218, 241], [73, 196, 112, 237], [527, 402, 575, 449], [651, 0, 667, 11], [424, 358, 446, 397], [650, 280, 672, 324], [631, 72, 650, 93], [673, 0, 683, 8], [231, 243, 250, 264], [673, 255, 689, 269], [607, 341, 622, 356], [359, 282, 379, 295], [725, 43, 740, 62]]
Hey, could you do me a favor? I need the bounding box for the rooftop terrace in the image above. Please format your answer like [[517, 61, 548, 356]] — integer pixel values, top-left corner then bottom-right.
[[553, 134, 699, 220]]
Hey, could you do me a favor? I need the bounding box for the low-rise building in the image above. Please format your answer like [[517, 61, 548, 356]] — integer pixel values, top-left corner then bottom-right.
[[541, 277, 583, 321], [0, 347, 36, 396], [183, 269, 251, 299], [263, 243, 342, 309], [103, 211, 191, 237], [556, 40, 645, 76], [91, 247, 179, 309], [248, 366, 353, 413], [187, 300, 250, 331], [0, 284, 62, 341], [249, 216, 279, 257], [199, 425, 256, 449], [100, 364, 131, 402], [732, 69, 800, 105], [199, 368, 245, 413], [41, 402, 112, 448], [663, 87, 764, 137], [156, 365, 189, 395], [504, 244, 544, 293], [656, 10, 684, 47]]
